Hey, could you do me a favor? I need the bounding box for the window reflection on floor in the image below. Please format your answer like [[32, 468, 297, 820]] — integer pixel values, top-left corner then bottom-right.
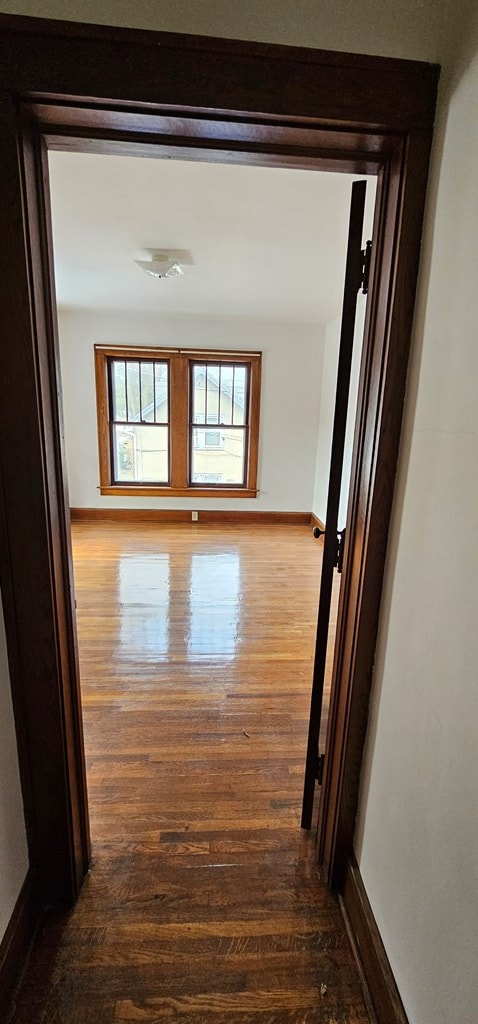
[[118, 553, 170, 659], [116, 547, 241, 662], [187, 549, 241, 660]]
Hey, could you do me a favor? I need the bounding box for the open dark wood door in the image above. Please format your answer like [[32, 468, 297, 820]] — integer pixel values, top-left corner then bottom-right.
[[302, 180, 369, 830]]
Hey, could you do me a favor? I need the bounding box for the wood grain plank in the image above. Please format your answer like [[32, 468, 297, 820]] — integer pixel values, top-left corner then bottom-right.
[[8, 523, 369, 1024]]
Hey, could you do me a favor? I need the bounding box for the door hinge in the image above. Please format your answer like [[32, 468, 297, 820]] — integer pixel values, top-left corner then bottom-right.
[[361, 240, 372, 294], [316, 753, 325, 785]]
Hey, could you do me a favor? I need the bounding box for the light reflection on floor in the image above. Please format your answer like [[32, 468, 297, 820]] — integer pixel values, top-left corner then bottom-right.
[[118, 553, 170, 658], [188, 550, 241, 660], [117, 547, 241, 662]]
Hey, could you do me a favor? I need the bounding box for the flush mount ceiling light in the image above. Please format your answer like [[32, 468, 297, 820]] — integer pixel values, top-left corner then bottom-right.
[[135, 249, 185, 279]]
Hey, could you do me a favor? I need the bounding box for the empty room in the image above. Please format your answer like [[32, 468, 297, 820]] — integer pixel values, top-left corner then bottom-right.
[[3, 6, 477, 1024], [2, 149, 376, 1020]]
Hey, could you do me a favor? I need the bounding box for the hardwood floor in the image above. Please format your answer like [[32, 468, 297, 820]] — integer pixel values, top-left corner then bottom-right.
[[9, 522, 369, 1024]]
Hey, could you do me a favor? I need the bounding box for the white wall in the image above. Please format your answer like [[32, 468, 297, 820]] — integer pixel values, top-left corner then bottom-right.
[[0, 595, 29, 941], [354, 11, 478, 1024], [312, 298, 366, 528], [0, 0, 457, 63], [58, 310, 324, 512], [312, 316, 338, 524]]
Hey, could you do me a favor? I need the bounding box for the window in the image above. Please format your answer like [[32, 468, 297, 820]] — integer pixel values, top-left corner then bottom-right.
[[109, 358, 169, 484], [95, 346, 261, 497]]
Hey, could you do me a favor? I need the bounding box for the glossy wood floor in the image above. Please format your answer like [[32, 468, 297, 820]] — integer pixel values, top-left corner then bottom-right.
[[10, 523, 370, 1024]]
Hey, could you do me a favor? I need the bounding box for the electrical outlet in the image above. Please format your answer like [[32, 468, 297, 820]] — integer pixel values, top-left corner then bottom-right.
[[191, 511, 199, 522]]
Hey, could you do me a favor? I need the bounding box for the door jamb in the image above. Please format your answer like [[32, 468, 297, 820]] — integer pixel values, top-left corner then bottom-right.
[[0, 14, 439, 907]]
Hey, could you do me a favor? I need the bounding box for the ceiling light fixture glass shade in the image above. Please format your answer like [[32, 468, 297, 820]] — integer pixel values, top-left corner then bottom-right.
[[135, 256, 184, 279]]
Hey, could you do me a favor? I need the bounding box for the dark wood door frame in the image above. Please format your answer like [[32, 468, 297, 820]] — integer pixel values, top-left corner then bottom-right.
[[0, 14, 439, 907]]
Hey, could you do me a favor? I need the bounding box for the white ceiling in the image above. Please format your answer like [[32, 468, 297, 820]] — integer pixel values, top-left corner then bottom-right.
[[48, 152, 376, 325]]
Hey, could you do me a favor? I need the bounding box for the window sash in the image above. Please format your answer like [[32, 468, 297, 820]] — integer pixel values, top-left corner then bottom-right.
[[108, 357, 169, 426], [188, 359, 251, 488], [110, 422, 170, 485], [190, 425, 248, 488], [190, 360, 250, 428], [107, 356, 171, 485]]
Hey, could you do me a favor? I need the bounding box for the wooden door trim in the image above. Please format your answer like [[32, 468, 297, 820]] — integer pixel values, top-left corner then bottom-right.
[[0, 14, 439, 907], [0, 13, 437, 130], [341, 855, 409, 1024], [0, 869, 42, 1023]]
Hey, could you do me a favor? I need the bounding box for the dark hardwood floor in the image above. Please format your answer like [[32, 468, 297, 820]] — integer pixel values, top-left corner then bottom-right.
[[9, 522, 370, 1024]]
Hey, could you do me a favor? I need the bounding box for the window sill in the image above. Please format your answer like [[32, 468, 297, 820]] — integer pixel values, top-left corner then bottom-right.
[[99, 486, 258, 499]]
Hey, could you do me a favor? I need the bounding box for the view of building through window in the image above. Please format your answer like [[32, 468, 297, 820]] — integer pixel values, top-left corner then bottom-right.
[[190, 362, 248, 485], [110, 358, 169, 483]]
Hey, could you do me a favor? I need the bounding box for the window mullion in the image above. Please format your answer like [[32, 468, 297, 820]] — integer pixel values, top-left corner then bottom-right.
[[95, 349, 111, 489], [247, 360, 260, 491], [170, 354, 188, 489]]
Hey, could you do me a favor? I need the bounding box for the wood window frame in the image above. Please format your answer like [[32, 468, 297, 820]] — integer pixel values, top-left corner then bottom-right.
[[0, 14, 438, 911], [95, 346, 261, 498]]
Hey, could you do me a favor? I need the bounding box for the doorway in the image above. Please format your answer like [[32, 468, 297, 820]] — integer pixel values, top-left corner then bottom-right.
[[47, 148, 376, 863], [0, 17, 438, 913]]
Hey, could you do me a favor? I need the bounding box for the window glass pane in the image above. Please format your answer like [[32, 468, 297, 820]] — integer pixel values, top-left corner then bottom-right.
[[111, 360, 126, 421], [113, 425, 169, 483], [140, 362, 154, 422], [154, 362, 169, 423], [219, 364, 234, 425], [232, 365, 247, 425], [191, 427, 245, 485], [192, 364, 206, 424], [126, 361, 140, 422], [206, 365, 219, 424]]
